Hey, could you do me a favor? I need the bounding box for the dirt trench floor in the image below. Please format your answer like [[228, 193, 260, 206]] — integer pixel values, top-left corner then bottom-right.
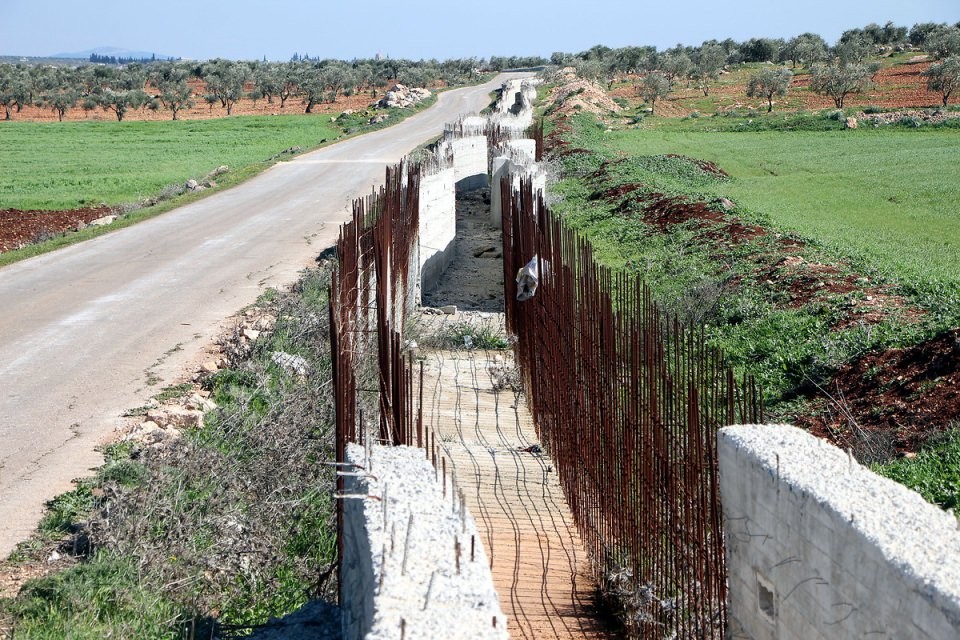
[[421, 188, 504, 313]]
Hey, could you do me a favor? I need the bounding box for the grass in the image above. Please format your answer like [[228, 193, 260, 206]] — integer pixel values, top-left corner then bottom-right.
[[0, 96, 438, 268], [429, 321, 510, 350], [0, 116, 342, 211], [873, 428, 960, 511], [601, 122, 960, 291], [547, 111, 960, 413], [5, 554, 187, 640]]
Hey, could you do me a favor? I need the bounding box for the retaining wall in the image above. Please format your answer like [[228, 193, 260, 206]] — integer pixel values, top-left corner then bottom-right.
[[719, 424, 960, 640], [340, 443, 507, 640]]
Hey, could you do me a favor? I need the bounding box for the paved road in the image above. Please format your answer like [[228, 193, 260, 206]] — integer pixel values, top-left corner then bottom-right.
[[0, 73, 527, 558]]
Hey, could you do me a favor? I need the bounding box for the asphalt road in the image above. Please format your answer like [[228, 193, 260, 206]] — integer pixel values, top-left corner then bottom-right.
[[0, 73, 527, 558]]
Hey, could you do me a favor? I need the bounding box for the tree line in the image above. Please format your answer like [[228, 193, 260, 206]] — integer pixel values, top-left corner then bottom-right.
[[2, 21, 959, 122], [0, 56, 487, 121], [554, 20, 960, 112], [88, 53, 180, 65]]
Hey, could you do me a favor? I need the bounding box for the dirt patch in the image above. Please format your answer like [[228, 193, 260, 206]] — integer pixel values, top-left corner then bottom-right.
[[0, 206, 116, 253], [543, 72, 623, 117], [798, 329, 960, 457], [421, 188, 504, 312]]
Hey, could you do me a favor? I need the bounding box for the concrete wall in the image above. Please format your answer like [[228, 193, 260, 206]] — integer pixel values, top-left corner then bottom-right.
[[490, 151, 546, 228], [340, 443, 507, 640], [448, 136, 488, 192], [418, 166, 456, 302], [719, 424, 960, 640]]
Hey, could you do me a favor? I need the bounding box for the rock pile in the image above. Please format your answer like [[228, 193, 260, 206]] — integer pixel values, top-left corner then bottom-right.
[[377, 84, 432, 109], [856, 109, 960, 127]]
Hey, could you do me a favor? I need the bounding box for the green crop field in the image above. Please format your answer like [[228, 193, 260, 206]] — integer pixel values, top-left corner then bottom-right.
[[601, 124, 960, 290], [0, 116, 342, 211]]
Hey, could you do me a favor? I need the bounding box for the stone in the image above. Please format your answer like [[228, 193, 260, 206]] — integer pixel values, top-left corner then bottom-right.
[[243, 328, 261, 341], [201, 361, 219, 373], [718, 198, 735, 211], [147, 408, 203, 429], [441, 305, 457, 315], [88, 215, 117, 227], [845, 117, 858, 129], [186, 393, 218, 412], [271, 351, 311, 377], [378, 84, 432, 109], [185, 179, 199, 190]]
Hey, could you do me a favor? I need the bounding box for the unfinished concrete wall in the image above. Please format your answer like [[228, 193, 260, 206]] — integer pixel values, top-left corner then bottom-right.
[[719, 424, 960, 640], [418, 166, 456, 302], [448, 136, 488, 192], [340, 443, 507, 640], [490, 150, 546, 228]]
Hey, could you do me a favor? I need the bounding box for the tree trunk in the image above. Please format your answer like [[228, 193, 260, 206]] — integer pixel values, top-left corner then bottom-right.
[[767, 96, 773, 112]]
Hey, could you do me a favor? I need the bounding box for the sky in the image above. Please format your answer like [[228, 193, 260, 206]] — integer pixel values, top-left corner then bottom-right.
[[0, 0, 956, 62]]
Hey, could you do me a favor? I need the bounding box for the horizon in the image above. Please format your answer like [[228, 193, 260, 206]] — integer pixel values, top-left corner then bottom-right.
[[1, 0, 957, 63]]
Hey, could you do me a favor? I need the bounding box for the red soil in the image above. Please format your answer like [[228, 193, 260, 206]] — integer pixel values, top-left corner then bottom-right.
[[610, 59, 947, 117], [0, 206, 115, 253], [798, 329, 960, 455]]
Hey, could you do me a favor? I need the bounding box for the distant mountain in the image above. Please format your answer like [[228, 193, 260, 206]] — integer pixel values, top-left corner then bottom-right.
[[50, 46, 176, 60]]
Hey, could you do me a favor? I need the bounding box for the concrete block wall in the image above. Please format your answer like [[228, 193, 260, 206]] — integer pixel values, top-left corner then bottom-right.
[[719, 424, 960, 640], [417, 165, 456, 302], [340, 443, 507, 640]]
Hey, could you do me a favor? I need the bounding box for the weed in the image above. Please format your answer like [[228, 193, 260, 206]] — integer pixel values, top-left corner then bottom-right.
[[154, 382, 193, 403], [431, 321, 509, 350]]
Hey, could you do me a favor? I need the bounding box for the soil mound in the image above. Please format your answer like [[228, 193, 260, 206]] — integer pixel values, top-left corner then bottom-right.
[[799, 329, 960, 457]]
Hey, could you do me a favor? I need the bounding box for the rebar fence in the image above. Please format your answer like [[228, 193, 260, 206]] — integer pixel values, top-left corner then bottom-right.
[[501, 179, 762, 638], [330, 161, 425, 590]]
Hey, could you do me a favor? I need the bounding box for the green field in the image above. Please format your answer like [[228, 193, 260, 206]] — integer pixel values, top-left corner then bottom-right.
[[601, 125, 960, 290], [549, 113, 960, 416], [0, 116, 342, 211]]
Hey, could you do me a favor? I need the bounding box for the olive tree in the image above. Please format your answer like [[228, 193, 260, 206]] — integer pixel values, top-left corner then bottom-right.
[[835, 30, 871, 64], [923, 55, 960, 106], [36, 67, 80, 121], [80, 65, 148, 121], [297, 63, 326, 113], [148, 62, 193, 120], [639, 72, 671, 113], [201, 59, 247, 115], [746, 67, 793, 112], [927, 25, 960, 59], [692, 43, 726, 96], [0, 64, 33, 119], [781, 33, 828, 68], [810, 62, 871, 108]]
